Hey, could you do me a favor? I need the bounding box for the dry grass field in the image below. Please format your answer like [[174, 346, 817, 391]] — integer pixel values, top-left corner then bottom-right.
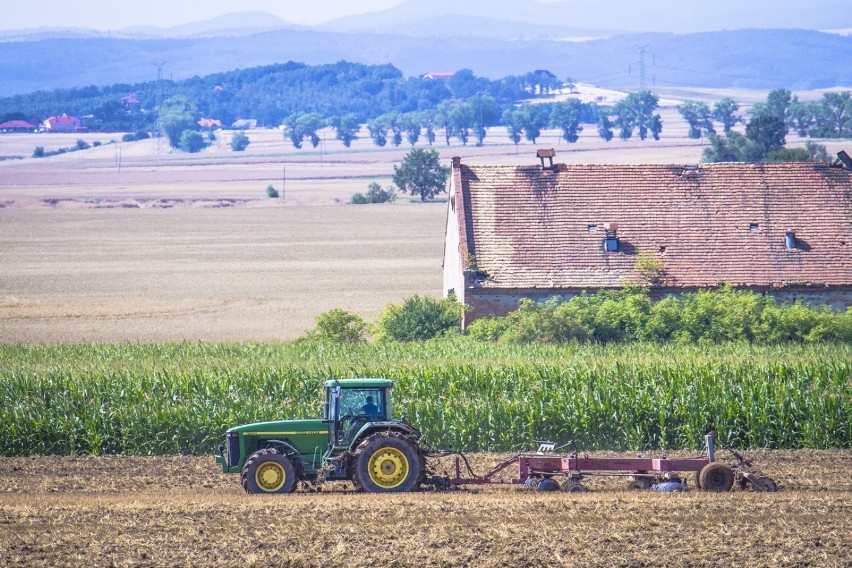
[[0, 450, 849, 567], [1, 85, 850, 344]]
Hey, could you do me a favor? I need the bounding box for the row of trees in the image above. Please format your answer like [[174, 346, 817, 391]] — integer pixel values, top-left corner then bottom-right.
[[692, 89, 837, 163], [277, 91, 664, 150]]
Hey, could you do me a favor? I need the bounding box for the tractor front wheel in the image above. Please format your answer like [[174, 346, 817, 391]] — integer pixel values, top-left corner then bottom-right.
[[354, 433, 422, 493], [698, 462, 734, 492], [241, 449, 298, 494]]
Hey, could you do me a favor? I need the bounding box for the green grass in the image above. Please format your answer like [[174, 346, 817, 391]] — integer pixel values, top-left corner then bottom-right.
[[0, 340, 848, 456]]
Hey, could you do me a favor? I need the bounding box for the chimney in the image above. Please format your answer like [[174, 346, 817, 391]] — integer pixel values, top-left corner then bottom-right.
[[537, 148, 556, 170], [451, 156, 461, 169]]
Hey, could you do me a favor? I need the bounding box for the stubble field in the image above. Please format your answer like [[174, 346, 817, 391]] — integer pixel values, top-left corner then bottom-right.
[[2, 86, 850, 343], [0, 450, 850, 567]]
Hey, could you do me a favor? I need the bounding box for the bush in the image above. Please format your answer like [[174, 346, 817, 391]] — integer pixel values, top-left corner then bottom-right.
[[178, 129, 206, 153], [375, 295, 464, 341], [75, 139, 90, 150], [32, 146, 44, 158], [307, 308, 368, 343], [467, 285, 849, 344], [266, 184, 279, 198], [230, 130, 250, 151], [92, 141, 101, 147], [122, 133, 135, 142], [351, 182, 396, 204]]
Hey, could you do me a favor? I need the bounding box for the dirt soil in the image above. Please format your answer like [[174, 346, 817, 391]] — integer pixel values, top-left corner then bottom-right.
[[0, 450, 849, 567]]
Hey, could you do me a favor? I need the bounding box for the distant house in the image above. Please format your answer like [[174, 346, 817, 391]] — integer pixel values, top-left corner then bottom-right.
[[231, 119, 258, 129], [422, 72, 454, 80], [443, 152, 852, 327], [121, 92, 140, 106], [198, 118, 223, 129], [43, 115, 81, 132], [0, 120, 36, 133]]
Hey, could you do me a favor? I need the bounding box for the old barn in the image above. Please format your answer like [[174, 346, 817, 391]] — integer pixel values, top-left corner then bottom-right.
[[443, 152, 852, 327]]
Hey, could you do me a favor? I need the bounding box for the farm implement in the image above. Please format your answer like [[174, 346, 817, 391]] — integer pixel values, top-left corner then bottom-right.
[[215, 378, 776, 494], [434, 432, 777, 493]]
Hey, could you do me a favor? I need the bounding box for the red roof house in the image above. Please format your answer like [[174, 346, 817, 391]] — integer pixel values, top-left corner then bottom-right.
[[443, 153, 852, 326], [0, 120, 36, 132], [43, 115, 81, 132]]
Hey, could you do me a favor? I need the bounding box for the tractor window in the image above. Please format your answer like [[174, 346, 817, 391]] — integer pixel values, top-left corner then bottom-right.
[[339, 388, 386, 420]]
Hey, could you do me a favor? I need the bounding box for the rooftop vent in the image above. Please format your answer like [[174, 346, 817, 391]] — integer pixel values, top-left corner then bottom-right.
[[603, 222, 618, 252], [832, 150, 852, 170], [681, 164, 701, 179], [785, 231, 796, 249], [537, 148, 556, 170]]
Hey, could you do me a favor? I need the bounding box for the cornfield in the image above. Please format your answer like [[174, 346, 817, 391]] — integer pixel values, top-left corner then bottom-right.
[[0, 340, 848, 455]]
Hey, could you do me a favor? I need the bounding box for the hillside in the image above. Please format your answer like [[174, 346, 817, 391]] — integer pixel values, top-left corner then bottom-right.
[[1, 28, 850, 97]]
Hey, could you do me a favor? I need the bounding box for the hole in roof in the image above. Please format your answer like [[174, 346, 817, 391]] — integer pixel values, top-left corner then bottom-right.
[[587, 225, 598, 232], [749, 223, 759, 231], [658, 246, 667, 253]]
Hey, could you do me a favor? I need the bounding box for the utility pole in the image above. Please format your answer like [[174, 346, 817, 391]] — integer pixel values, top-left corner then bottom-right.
[[282, 165, 286, 201], [636, 45, 649, 91]]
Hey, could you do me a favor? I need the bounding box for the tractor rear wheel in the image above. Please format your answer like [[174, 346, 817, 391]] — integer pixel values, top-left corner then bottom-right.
[[241, 448, 298, 494], [698, 463, 734, 492], [354, 432, 422, 493]]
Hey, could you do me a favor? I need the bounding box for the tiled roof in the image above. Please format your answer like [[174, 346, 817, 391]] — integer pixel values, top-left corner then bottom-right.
[[46, 116, 79, 124], [456, 162, 852, 289], [0, 120, 35, 129]]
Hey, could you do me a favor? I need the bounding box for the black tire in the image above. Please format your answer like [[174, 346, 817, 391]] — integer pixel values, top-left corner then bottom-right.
[[627, 478, 652, 490], [538, 478, 560, 492], [354, 432, 422, 493], [561, 480, 588, 493], [241, 448, 298, 494], [699, 463, 734, 492], [752, 476, 778, 492]]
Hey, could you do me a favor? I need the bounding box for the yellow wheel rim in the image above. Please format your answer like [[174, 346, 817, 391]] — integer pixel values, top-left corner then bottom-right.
[[367, 447, 410, 489], [256, 461, 286, 492]]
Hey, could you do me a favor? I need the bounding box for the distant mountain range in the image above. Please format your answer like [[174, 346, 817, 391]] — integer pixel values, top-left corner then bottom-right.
[[1, 2, 851, 97]]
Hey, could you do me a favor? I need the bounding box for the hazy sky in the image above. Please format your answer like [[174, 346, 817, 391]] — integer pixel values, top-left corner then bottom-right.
[[1, 0, 409, 29]]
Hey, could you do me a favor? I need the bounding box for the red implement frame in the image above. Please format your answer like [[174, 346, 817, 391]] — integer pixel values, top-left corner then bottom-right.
[[449, 433, 718, 486]]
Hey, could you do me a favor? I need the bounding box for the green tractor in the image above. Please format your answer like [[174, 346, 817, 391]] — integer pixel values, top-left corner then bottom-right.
[[215, 378, 424, 494]]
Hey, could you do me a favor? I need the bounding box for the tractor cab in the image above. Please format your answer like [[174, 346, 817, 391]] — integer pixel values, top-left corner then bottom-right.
[[323, 378, 392, 448]]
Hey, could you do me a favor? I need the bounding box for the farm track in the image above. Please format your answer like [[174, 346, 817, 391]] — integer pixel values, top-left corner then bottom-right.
[[0, 450, 849, 567]]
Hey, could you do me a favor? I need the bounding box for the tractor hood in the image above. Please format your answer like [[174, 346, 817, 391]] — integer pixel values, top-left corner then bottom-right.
[[227, 419, 327, 437]]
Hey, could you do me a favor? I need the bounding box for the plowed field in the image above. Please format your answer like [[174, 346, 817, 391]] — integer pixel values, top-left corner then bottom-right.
[[1, 450, 849, 567]]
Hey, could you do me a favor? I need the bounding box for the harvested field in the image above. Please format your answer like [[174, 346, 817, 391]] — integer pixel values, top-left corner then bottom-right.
[[1, 86, 850, 343], [0, 450, 849, 567]]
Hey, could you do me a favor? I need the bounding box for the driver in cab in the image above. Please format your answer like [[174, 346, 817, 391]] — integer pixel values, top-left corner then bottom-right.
[[361, 396, 379, 417]]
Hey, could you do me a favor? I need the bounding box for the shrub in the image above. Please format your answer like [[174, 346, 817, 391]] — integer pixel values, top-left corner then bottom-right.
[[122, 133, 135, 142], [467, 285, 849, 344], [351, 182, 396, 204], [92, 141, 101, 147], [375, 294, 464, 341], [75, 139, 90, 150], [32, 146, 45, 158], [266, 184, 279, 198], [178, 129, 206, 153], [230, 130, 250, 151], [308, 308, 368, 343]]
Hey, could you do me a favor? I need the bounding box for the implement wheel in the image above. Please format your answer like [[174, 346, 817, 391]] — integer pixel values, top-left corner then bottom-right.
[[751, 476, 778, 492], [627, 478, 652, 490], [241, 448, 297, 494], [699, 463, 734, 492], [561, 480, 587, 493], [355, 433, 422, 493]]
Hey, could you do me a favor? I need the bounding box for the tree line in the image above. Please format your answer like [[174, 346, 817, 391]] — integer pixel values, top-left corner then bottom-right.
[[677, 89, 847, 163]]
